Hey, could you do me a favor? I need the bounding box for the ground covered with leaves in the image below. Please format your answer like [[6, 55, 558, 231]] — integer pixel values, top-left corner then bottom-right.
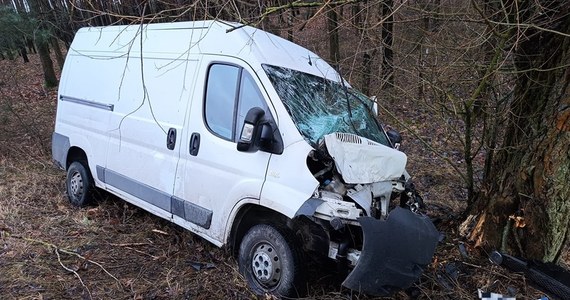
[[0, 54, 556, 299]]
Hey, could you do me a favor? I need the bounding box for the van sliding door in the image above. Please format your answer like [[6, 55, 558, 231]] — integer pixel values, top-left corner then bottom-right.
[[101, 57, 199, 218]]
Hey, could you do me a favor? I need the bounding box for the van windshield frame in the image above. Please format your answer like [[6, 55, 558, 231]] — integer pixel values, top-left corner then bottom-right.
[[262, 64, 390, 147]]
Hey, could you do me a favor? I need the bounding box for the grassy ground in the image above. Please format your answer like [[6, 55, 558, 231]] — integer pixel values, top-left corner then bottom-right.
[[0, 54, 553, 299]]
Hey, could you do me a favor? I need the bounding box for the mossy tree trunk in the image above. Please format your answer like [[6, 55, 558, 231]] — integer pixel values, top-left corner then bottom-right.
[[466, 0, 570, 262]]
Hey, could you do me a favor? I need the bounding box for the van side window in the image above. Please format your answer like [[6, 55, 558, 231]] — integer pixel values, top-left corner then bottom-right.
[[204, 64, 268, 142], [204, 64, 240, 140]]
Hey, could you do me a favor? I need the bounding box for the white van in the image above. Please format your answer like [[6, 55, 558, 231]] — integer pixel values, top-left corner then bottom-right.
[[52, 20, 438, 297]]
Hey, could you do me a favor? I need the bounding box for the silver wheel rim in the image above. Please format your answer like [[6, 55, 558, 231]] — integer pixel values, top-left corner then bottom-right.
[[251, 241, 282, 287], [69, 171, 84, 198]]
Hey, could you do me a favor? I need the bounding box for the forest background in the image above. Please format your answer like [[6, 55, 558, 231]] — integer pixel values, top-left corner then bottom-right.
[[0, 0, 568, 299]]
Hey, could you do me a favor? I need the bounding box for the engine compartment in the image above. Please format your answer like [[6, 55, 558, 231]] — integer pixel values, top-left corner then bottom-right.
[[296, 132, 430, 270], [306, 133, 424, 220]]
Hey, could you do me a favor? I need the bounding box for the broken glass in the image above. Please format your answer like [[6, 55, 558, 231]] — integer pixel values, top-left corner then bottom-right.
[[263, 65, 389, 147]]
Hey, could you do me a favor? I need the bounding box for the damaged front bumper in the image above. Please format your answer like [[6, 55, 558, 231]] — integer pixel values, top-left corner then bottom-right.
[[342, 207, 439, 296]]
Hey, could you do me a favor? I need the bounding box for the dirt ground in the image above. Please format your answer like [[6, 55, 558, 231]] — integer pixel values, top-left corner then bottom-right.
[[0, 54, 556, 299]]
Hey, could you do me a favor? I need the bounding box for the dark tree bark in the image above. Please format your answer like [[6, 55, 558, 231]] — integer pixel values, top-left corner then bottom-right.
[[26, 38, 37, 54], [354, 2, 376, 96], [37, 41, 58, 87], [29, 0, 58, 87], [19, 46, 29, 63], [50, 37, 65, 71], [422, 0, 440, 32], [466, 0, 570, 262], [380, 0, 394, 89], [327, 4, 340, 65], [352, 2, 361, 27], [287, 8, 294, 42]]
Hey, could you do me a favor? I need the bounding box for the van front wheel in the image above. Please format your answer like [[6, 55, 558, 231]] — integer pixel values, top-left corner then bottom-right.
[[66, 161, 94, 207], [238, 224, 306, 297]]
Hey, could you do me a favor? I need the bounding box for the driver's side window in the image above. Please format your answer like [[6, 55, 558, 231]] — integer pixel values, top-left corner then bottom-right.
[[203, 63, 268, 142]]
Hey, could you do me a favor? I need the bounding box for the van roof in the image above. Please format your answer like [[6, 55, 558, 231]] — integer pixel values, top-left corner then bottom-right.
[[72, 20, 341, 82]]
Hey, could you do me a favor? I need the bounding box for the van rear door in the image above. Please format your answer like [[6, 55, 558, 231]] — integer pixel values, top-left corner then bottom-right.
[[173, 57, 275, 244], [102, 57, 199, 218]]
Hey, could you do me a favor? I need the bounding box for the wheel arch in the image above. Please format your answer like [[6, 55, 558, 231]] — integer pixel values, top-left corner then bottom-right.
[[227, 202, 333, 259], [66, 146, 89, 169], [228, 204, 290, 257]]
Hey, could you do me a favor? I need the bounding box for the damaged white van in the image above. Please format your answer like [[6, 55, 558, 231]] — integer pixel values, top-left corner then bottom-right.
[[52, 20, 439, 297]]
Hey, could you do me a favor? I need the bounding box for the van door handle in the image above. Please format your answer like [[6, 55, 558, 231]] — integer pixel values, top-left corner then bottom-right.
[[167, 128, 176, 150], [189, 132, 200, 156]]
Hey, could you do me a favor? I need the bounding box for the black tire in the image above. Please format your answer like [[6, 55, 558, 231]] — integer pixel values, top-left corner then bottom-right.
[[66, 161, 94, 207], [238, 224, 306, 298]]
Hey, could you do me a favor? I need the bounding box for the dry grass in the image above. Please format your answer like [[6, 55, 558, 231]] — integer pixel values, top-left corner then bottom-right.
[[0, 53, 554, 299]]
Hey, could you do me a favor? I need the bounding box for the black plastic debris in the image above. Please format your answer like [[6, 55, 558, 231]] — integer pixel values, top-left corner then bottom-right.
[[438, 232, 446, 243], [436, 261, 461, 290], [490, 251, 570, 299], [189, 261, 215, 271], [437, 272, 454, 290], [445, 262, 460, 280], [458, 242, 469, 259]]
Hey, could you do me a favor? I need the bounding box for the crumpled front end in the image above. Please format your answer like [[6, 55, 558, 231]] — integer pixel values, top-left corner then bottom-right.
[[342, 207, 439, 295], [296, 132, 439, 296]]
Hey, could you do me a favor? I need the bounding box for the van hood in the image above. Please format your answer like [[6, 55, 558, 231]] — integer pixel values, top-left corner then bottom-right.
[[323, 133, 407, 184]]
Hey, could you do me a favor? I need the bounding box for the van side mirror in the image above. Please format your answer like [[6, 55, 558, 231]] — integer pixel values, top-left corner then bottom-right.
[[237, 107, 265, 152], [370, 96, 378, 115], [386, 129, 402, 150]]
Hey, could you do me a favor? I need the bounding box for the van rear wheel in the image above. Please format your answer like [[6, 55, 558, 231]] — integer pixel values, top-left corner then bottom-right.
[[66, 161, 94, 207], [238, 224, 306, 297]]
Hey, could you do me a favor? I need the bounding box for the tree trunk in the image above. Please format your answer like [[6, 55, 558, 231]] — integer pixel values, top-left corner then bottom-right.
[[37, 41, 58, 87], [380, 0, 394, 89], [28, 0, 58, 87], [287, 8, 294, 42], [466, 1, 570, 263], [26, 38, 36, 54], [356, 3, 376, 96], [50, 37, 65, 71], [19, 46, 29, 63], [361, 51, 372, 95], [352, 2, 361, 27], [327, 4, 340, 65]]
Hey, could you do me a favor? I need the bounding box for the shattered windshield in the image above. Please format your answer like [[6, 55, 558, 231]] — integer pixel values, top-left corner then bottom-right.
[[263, 64, 389, 146]]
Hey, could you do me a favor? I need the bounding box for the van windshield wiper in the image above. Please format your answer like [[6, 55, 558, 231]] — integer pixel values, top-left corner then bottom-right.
[[336, 68, 357, 132]]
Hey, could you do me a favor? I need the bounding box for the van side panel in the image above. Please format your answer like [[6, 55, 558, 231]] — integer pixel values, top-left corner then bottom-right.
[[55, 49, 123, 185], [260, 141, 319, 218]]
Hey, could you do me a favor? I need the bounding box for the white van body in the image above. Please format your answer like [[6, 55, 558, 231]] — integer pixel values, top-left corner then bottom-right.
[[53, 20, 438, 297]]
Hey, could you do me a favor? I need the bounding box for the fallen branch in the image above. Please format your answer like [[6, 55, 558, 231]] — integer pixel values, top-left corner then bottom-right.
[[124, 246, 160, 260], [55, 248, 92, 300], [1, 230, 122, 287], [109, 242, 151, 247]]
